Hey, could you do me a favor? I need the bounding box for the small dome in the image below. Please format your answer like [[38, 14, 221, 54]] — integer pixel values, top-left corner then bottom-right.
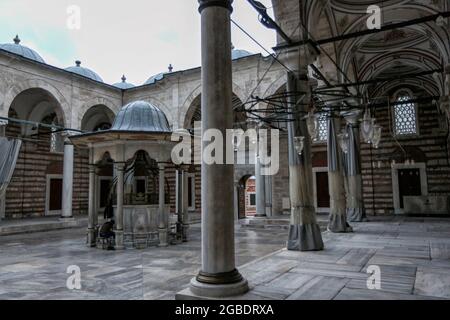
[[144, 72, 165, 85], [111, 100, 171, 132], [113, 75, 135, 89], [0, 35, 45, 63], [65, 60, 103, 82], [232, 48, 252, 60]]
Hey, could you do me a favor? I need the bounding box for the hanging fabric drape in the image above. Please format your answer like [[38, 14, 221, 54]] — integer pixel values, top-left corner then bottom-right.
[[327, 115, 353, 233], [0, 137, 22, 197], [345, 122, 367, 222]]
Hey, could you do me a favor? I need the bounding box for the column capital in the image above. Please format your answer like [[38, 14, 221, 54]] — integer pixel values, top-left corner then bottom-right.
[[114, 163, 125, 171], [88, 164, 96, 173], [341, 109, 362, 126], [198, 0, 233, 13]]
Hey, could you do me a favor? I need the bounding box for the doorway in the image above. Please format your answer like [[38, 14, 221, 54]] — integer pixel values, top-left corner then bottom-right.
[[46, 174, 63, 216], [398, 169, 422, 208], [392, 163, 427, 214], [313, 167, 330, 213]]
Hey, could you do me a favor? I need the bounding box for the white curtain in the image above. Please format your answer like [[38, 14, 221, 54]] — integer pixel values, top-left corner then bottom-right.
[[0, 137, 22, 218]]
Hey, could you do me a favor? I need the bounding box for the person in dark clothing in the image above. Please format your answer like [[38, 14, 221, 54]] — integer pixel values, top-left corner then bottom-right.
[[99, 220, 115, 239]]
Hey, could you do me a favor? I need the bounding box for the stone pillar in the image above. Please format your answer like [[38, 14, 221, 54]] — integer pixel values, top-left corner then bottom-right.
[[265, 175, 273, 217], [158, 164, 168, 247], [61, 143, 74, 220], [181, 169, 190, 242], [87, 164, 96, 247], [327, 114, 353, 232], [114, 163, 125, 250], [255, 149, 266, 217], [286, 70, 324, 251], [343, 110, 367, 222], [189, 0, 248, 298]]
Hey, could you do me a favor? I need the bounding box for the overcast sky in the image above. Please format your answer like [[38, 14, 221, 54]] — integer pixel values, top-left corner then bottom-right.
[[0, 0, 276, 85]]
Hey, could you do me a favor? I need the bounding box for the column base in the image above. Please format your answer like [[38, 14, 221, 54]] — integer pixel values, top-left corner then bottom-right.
[[87, 228, 96, 248], [182, 223, 189, 242], [347, 207, 368, 222], [59, 216, 75, 222], [287, 223, 324, 251], [327, 214, 353, 233], [188, 275, 249, 299], [114, 230, 125, 250], [158, 227, 169, 247]]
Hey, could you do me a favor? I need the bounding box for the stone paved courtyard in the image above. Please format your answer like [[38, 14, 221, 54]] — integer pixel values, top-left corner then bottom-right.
[[1, 217, 450, 300]]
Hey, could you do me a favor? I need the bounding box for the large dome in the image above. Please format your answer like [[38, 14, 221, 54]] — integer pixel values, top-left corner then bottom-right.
[[232, 48, 252, 60], [0, 35, 45, 63], [65, 60, 103, 82], [113, 75, 135, 89], [144, 72, 165, 85], [111, 100, 171, 132]]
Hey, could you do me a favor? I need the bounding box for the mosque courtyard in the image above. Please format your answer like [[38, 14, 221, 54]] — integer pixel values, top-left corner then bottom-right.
[[1, 217, 449, 300]]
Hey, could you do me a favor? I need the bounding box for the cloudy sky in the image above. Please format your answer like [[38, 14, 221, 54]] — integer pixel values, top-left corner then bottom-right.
[[0, 0, 276, 85]]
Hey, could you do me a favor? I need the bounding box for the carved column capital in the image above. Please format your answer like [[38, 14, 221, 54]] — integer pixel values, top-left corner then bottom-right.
[[198, 0, 233, 13]]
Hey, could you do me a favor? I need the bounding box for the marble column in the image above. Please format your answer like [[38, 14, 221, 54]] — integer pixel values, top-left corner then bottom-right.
[[61, 143, 74, 220], [286, 70, 324, 251], [265, 175, 273, 217], [114, 163, 125, 250], [181, 169, 190, 242], [190, 0, 248, 298], [255, 149, 266, 217], [327, 114, 353, 232], [158, 164, 168, 247], [343, 110, 367, 222], [87, 164, 96, 247]]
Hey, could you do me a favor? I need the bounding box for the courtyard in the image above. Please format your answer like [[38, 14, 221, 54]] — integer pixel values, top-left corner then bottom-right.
[[1, 217, 449, 300]]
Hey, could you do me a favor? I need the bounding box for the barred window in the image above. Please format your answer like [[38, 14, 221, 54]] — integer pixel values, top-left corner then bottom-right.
[[393, 91, 418, 135], [50, 122, 64, 153], [317, 113, 328, 142]]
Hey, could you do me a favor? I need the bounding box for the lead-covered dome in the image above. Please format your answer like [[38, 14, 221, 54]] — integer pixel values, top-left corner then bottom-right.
[[113, 75, 135, 89], [111, 101, 171, 132], [65, 60, 103, 82], [232, 47, 252, 60], [0, 35, 45, 63]]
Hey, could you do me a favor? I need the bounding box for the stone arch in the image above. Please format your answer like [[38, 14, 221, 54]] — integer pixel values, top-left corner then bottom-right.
[[2, 78, 70, 127], [77, 97, 120, 130], [179, 82, 247, 129]]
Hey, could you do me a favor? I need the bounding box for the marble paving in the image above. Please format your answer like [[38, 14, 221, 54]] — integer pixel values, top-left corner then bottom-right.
[[1, 217, 450, 300]]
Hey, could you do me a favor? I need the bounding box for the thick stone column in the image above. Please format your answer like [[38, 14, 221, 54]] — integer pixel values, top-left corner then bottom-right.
[[87, 164, 96, 247], [158, 164, 168, 247], [286, 70, 324, 251], [255, 150, 266, 217], [114, 163, 125, 250], [189, 0, 248, 298], [343, 110, 367, 222], [61, 143, 74, 220], [327, 114, 353, 232], [181, 169, 190, 242]]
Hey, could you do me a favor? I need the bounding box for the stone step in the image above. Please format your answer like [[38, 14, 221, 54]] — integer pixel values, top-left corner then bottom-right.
[[0, 217, 88, 236], [239, 215, 329, 230]]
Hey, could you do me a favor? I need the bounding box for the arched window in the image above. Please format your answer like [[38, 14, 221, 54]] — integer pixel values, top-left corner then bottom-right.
[[393, 90, 418, 136], [317, 113, 328, 142]]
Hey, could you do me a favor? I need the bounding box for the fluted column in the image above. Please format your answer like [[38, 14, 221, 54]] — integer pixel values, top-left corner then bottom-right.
[[286, 70, 324, 251], [158, 164, 168, 247], [255, 148, 266, 217], [327, 114, 353, 232], [189, 0, 248, 298], [61, 143, 74, 219], [114, 163, 125, 250], [343, 110, 366, 222], [87, 164, 96, 247]]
